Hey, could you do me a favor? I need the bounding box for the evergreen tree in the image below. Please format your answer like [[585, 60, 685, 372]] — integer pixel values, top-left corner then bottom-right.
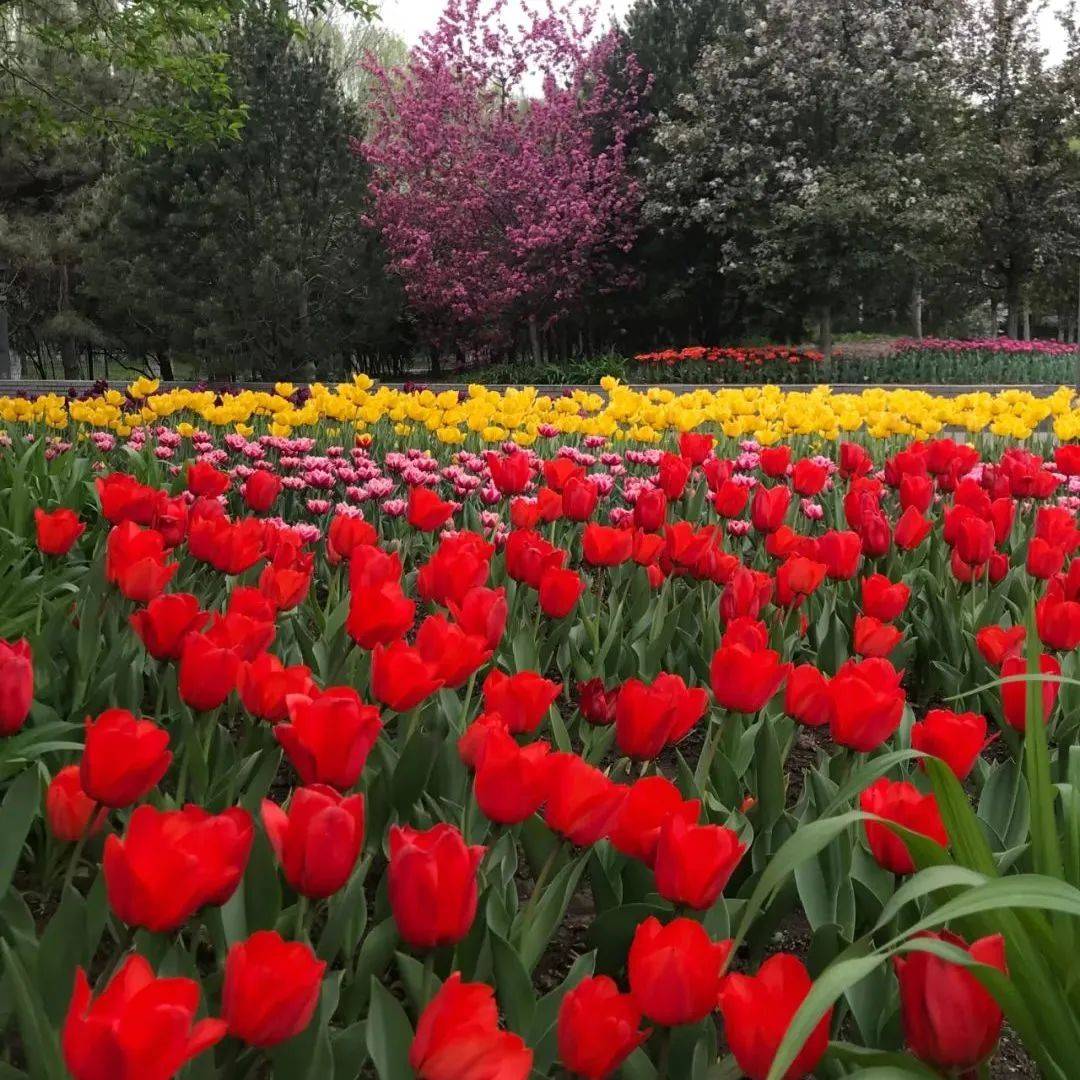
[[83, 12, 408, 381]]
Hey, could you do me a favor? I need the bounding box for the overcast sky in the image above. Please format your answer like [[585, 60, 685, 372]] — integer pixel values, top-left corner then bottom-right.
[[372, 0, 1070, 65]]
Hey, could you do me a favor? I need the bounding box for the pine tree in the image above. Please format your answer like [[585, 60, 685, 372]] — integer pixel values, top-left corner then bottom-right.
[[83, 12, 408, 381]]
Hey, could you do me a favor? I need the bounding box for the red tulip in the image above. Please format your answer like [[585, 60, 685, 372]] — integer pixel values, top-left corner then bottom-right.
[[458, 711, 509, 768], [817, 529, 862, 580], [347, 580, 416, 649], [894, 506, 932, 550], [759, 446, 791, 478], [562, 475, 599, 521], [237, 653, 316, 723], [615, 673, 708, 759], [35, 507, 85, 555], [857, 510, 892, 557], [415, 614, 492, 688], [710, 644, 790, 713], [722, 615, 769, 652], [712, 479, 750, 518], [448, 585, 508, 649], [750, 484, 791, 533], [370, 640, 443, 712], [775, 556, 826, 606], [544, 752, 627, 846], [791, 458, 827, 496], [96, 472, 166, 525], [262, 785, 365, 899], [975, 624, 1026, 668], [608, 776, 699, 866], [416, 531, 493, 607], [407, 485, 454, 531], [130, 593, 207, 660], [544, 457, 586, 491], [627, 917, 731, 1026], [222, 930, 325, 1048], [950, 510, 994, 567], [558, 976, 649, 1079], [861, 574, 910, 621], [657, 453, 691, 499], [63, 955, 226, 1080], [474, 729, 551, 824], [1055, 445, 1080, 475], [388, 823, 485, 948], [104, 804, 253, 931], [633, 488, 668, 531], [178, 632, 240, 711], [718, 953, 831, 1080], [106, 521, 178, 602], [720, 565, 773, 622], [539, 566, 587, 618], [482, 668, 561, 734], [486, 450, 532, 495], [189, 515, 264, 576], [505, 529, 566, 586], [1036, 505, 1080, 552], [853, 614, 904, 659], [81, 708, 171, 808], [894, 931, 1007, 1072], [653, 814, 745, 909], [839, 441, 873, 479], [187, 460, 230, 496], [0, 638, 33, 735], [410, 973, 533, 1080], [204, 609, 275, 663], [632, 528, 666, 566], [679, 432, 715, 464], [1027, 537, 1065, 579], [1036, 595, 1080, 650], [911, 708, 988, 780], [258, 556, 312, 612], [829, 658, 906, 751], [1001, 652, 1060, 731], [784, 664, 832, 728], [326, 513, 377, 563], [47, 766, 107, 842], [275, 687, 381, 790], [582, 523, 633, 566], [242, 470, 282, 513], [576, 678, 618, 725], [860, 778, 947, 874]]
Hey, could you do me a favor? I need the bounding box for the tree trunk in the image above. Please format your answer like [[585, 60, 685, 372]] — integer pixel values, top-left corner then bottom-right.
[[1005, 275, 1021, 339], [159, 354, 175, 381], [0, 299, 10, 379], [989, 298, 999, 337], [61, 337, 80, 380], [528, 315, 542, 367], [819, 305, 833, 364], [911, 272, 923, 340], [1022, 301, 1031, 341]]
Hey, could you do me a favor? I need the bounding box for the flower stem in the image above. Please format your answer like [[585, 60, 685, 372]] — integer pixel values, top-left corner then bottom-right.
[[522, 841, 563, 925], [60, 803, 102, 896]]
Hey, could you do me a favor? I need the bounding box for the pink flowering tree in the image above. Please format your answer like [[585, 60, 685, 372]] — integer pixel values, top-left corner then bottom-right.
[[356, 0, 646, 364]]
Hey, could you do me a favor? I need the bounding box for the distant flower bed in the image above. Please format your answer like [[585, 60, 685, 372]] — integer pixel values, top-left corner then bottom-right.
[[894, 337, 1080, 358], [625, 339, 1080, 385], [633, 346, 828, 366]]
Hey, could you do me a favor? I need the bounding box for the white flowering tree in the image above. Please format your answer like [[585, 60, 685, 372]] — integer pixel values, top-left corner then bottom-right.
[[645, 0, 966, 357]]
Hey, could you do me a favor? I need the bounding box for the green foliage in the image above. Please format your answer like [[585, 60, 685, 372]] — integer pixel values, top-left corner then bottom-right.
[[79, 12, 410, 380]]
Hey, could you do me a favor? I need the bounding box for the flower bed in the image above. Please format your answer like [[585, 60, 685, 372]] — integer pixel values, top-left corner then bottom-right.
[[3, 380, 1080, 1078], [627, 339, 1080, 385]]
